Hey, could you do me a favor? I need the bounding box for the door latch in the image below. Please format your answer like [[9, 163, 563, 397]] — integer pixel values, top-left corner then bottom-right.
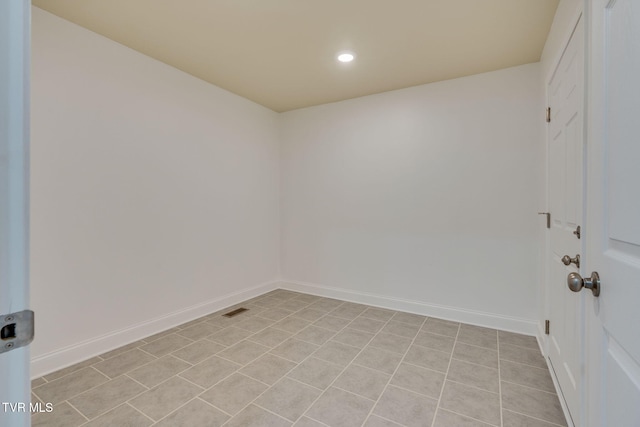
[[573, 225, 581, 239], [0, 310, 34, 354]]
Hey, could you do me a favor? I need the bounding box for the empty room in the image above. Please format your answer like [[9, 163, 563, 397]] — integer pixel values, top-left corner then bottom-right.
[[1, 0, 639, 426]]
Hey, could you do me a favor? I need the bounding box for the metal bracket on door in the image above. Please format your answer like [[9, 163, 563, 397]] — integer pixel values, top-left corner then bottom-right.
[[538, 212, 551, 229], [0, 310, 34, 354]]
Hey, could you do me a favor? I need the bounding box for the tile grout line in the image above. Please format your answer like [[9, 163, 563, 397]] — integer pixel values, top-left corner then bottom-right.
[[502, 407, 568, 427], [63, 399, 90, 423], [430, 322, 461, 427], [216, 299, 354, 426], [361, 315, 431, 427], [294, 309, 401, 426]]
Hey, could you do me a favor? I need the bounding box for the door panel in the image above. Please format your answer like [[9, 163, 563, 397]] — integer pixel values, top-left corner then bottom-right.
[[0, 1, 31, 426], [587, 0, 640, 425], [547, 16, 584, 425]]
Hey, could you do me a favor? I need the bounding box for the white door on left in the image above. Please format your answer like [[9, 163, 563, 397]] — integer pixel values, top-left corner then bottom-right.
[[0, 1, 32, 426]]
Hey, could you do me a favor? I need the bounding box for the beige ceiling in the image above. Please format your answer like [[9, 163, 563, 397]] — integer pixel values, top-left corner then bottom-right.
[[32, 0, 559, 112]]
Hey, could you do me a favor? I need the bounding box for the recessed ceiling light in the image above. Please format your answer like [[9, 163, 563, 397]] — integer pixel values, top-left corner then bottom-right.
[[337, 52, 355, 63]]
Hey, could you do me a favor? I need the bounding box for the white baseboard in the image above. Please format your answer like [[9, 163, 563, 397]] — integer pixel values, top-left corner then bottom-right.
[[31, 279, 279, 378], [279, 280, 537, 336]]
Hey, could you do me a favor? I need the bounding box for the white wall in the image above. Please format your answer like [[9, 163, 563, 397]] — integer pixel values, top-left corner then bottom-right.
[[30, 8, 280, 375], [280, 64, 543, 331]]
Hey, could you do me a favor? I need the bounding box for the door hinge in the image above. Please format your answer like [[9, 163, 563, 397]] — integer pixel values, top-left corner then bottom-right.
[[546, 107, 551, 123], [538, 212, 550, 229], [545, 320, 550, 335], [0, 310, 34, 354]]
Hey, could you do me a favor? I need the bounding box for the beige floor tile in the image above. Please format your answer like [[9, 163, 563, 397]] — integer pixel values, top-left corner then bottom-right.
[[175, 322, 222, 340], [348, 316, 387, 334], [31, 402, 87, 427], [312, 315, 348, 331], [363, 414, 404, 426], [390, 312, 427, 326], [224, 404, 292, 427], [292, 308, 327, 322], [330, 304, 367, 320], [218, 340, 270, 365], [273, 317, 313, 333], [139, 334, 193, 357], [277, 299, 310, 312], [453, 342, 499, 369], [390, 363, 445, 399], [332, 328, 375, 349], [421, 318, 460, 337], [127, 355, 191, 388], [380, 321, 421, 338], [373, 385, 437, 427], [93, 349, 156, 378], [154, 399, 229, 427], [294, 416, 327, 427], [255, 377, 321, 421], [307, 298, 344, 312], [171, 339, 226, 364], [43, 357, 102, 382], [208, 327, 254, 346], [31, 377, 46, 388], [32, 367, 109, 404], [334, 364, 390, 400], [99, 340, 146, 360], [434, 409, 495, 426], [249, 327, 293, 347], [457, 328, 498, 350], [234, 316, 277, 333], [292, 294, 321, 304], [179, 355, 241, 388], [502, 409, 565, 427], [501, 382, 567, 426], [271, 339, 320, 363], [459, 324, 497, 337], [82, 403, 152, 427], [447, 359, 500, 393], [368, 332, 412, 354], [439, 381, 501, 426], [501, 360, 556, 393], [240, 353, 297, 386], [68, 375, 146, 419], [313, 340, 361, 367], [306, 387, 374, 427], [294, 325, 336, 345], [359, 307, 396, 322], [199, 373, 268, 415], [29, 291, 566, 427], [287, 357, 343, 390], [499, 331, 539, 350], [176, 317, 207, 330], [260, 308, 296, 321], [353, 346, 403, 375], [404, 344, 451, 373], [129, 376, 203, 421], [500, 343, 547, 369], [414, 331, 456, 353]]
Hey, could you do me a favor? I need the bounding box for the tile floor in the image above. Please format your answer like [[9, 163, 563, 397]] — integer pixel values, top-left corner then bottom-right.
[[31, 290, 567, 427]]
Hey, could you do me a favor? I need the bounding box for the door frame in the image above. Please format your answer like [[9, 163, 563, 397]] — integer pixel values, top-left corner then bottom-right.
[[0, 1, 31, 426], [541, 3, 587, 427]]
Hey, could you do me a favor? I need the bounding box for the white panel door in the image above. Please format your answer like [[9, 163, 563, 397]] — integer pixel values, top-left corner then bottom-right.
[[0, 1, 31, 426], [586, 0, 640, 425], [547, 16, 584, 426]]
